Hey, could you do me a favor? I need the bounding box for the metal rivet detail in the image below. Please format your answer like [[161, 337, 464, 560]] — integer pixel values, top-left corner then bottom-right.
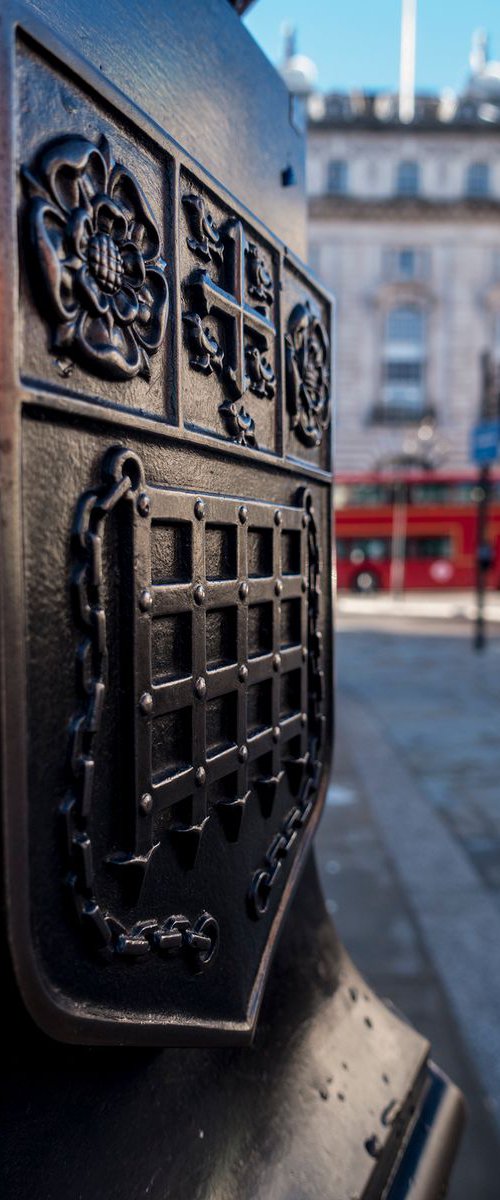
[[195, 766, 206, 787], [140, 792, 153, 814], [301, 712, 307, 726], [274, 579, 283, 596], [193, 584, 205, 605], [238, 745, 248, 763], [272, 653, 281, 671], [137, 492, 151, 517], [274, 509, 282, 526], [302, 646, 307, 661], [239, 581, 249, 601], [194, 676, 206, 700], [238, 505, 248, 524], [139, 588, 153, 612], [194, 498, 205, 520], [272, 725, 281, 742], [238, 664, 248, 683], [139, 691, 153, 715]]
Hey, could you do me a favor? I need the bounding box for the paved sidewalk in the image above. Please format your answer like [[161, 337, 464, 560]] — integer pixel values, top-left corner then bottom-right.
[[338, 589, 500, 624], [315, 614, 500, 1199]]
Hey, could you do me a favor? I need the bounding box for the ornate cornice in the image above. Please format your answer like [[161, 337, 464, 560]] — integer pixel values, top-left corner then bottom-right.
[[309, 195, 500, 222]]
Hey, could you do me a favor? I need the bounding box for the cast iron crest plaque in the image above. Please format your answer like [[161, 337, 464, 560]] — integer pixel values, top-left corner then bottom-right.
[[0, 26, 333, 1045]]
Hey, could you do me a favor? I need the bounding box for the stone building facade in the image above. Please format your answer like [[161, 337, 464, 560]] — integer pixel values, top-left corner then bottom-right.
[[307, 88, 500, 474]]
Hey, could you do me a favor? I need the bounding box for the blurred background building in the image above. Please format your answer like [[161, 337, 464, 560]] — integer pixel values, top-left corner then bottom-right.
[[305, 26, 500, 473]]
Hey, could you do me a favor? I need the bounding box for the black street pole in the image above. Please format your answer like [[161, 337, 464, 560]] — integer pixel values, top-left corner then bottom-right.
[[474, 464, 492, 651]]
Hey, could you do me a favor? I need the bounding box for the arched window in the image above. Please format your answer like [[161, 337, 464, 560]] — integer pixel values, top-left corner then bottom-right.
[[466, 162, 490, 198], [382, 305, 426, 415], [326, 159, 348, 195], [396, 160, 420, 196]]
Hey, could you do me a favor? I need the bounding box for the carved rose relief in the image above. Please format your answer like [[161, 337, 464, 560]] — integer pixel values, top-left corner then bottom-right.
[[285, 300, 331, 448], [22, 134, 168, 381]]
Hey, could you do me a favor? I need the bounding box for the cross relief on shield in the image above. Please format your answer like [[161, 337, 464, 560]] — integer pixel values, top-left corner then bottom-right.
[[182, 192, 277, 447]]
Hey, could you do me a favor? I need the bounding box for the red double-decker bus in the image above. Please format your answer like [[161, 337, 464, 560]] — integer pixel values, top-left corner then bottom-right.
[[336, 471, 500, 593]]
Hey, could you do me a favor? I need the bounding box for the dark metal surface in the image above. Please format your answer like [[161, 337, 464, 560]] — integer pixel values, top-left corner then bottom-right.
[[0, 854, 464, 1200], [2, 0, 332, 1048], [0, 0, 463, 1195]]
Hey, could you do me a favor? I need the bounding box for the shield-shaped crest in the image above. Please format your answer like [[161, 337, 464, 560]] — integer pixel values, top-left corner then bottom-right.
[[1, 33, 333, 1044]]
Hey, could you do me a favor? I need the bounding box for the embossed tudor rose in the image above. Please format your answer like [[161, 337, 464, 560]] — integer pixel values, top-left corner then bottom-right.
[[22, 134, 168, 380], [2, 58, 332, 1045]]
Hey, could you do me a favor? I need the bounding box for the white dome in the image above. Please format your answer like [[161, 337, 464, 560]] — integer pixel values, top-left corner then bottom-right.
[[281, 54, 318, 97], [470, 64, 500, 101]]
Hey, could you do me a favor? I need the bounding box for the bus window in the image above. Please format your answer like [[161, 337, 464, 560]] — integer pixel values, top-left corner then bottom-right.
[[409, 481, 483, 505], [409, 483, 449, 504], [337, 537, 392, 562], [405, 536, 452, 559], [335, 483, 392, 508]]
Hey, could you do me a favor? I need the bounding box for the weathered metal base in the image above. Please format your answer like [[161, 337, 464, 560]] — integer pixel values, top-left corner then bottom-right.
[[0, 852, 464, 1199]]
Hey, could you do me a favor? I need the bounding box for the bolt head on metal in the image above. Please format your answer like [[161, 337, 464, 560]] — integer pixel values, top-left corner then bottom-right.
[[238, 744, 248, 763], [274, 509, 282, 526], [301, 711, 307, 727], [194, 498, 205, 520], [139, 691, 153, 715], [238, 664, 248, 683], [193, 584, 205, 605], [272, 653, 281, 671], [239, 581, 249, 601], [194, 675, 206, 699], [137, 492, 151, 517], [302, 646, 307, 661], [274, 579, 283, 596], [272, 725, 281, 742], [238, 505, 248, 524], [140, 792, 153, 814], [139, 588, 153, 612], [195, 766, 206, 787]]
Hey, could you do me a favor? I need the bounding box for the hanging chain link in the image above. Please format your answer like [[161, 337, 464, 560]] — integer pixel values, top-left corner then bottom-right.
[[248, 490, 324, 918], [61, 447, 219, 968]]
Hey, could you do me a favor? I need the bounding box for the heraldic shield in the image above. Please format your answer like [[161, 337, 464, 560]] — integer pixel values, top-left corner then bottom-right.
[[0, 31, 333, 1045]]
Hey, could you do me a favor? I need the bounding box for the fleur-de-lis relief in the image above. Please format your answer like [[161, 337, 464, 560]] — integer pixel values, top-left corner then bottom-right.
[[22, 134, 168, 381], [182, 193, 224, 264]]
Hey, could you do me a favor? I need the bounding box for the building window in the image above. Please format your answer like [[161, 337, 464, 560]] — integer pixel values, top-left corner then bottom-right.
[[466, 162, 490, 198], [326, 159, 348, 195], [493, 311, 500, 359], [396, 160, 420, 196], [382, 247, 429, 282], [399, 249, 416, 278], [381, 305, 426, 417]]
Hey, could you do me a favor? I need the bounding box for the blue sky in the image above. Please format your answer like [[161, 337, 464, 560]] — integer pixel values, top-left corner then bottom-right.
[[244, 1, 500, 95]]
